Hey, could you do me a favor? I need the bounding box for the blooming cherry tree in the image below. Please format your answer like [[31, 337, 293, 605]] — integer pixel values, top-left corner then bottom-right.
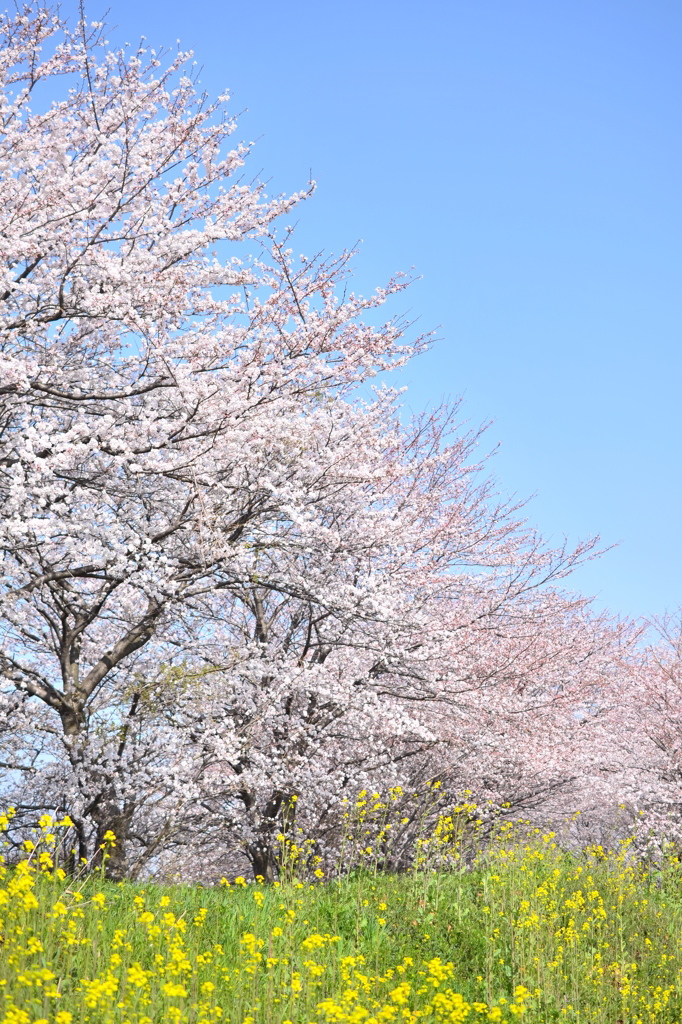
[[0, 4, 627, 879]]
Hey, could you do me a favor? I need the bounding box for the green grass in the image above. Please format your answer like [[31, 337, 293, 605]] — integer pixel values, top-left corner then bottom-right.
[[3, 819, 682, 1023]]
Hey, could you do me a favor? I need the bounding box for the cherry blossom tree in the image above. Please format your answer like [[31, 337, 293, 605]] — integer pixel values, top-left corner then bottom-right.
[[0, 3, 629, 879], [595, 614, 682, 851]]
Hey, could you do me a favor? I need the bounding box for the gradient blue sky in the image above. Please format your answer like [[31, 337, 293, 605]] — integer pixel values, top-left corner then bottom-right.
[[101, 0, 680, 621]]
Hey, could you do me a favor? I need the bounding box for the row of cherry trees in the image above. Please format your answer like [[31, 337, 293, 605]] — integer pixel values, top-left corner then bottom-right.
[[0, 4, 678, 880]]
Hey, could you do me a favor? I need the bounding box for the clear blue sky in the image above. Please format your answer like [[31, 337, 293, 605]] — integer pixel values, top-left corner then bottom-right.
[[101, 0, 681, 621]]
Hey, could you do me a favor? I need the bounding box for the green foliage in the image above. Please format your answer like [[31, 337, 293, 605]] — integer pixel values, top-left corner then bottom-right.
[[3, 811, 682, 1022]]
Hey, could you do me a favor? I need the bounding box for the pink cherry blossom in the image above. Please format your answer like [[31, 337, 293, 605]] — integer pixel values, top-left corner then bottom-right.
[[0, 4, 649, 880]]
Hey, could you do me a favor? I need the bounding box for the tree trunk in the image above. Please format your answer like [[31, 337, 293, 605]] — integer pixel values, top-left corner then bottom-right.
[[91, 803, 134, 881], [245, 840, 278, 884], [243, 790, 297, 882]]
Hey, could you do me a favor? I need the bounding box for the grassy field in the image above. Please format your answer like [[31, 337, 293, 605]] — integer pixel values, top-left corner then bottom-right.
[[2, 809, 682, 1024]]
